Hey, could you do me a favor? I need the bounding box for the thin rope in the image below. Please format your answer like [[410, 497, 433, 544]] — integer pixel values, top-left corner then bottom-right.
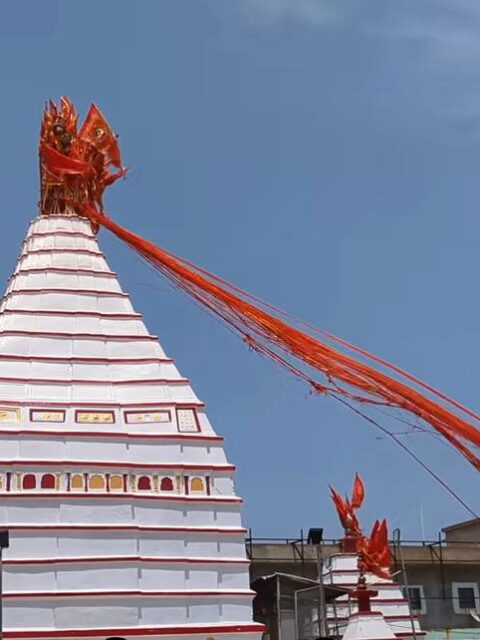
[[333, 395, 478, 519]]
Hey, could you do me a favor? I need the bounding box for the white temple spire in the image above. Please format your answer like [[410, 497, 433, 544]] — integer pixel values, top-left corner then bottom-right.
[[0, 213, 263, 640]]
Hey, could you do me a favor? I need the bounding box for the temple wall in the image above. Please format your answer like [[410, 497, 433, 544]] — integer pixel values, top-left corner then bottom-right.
[[4, 596, 256, 629]]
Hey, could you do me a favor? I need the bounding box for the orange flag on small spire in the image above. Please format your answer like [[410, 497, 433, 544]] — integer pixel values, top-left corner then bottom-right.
[[358, 519, 393, 580], [330, 484, 362, 537], [351, 473, 365, 509]]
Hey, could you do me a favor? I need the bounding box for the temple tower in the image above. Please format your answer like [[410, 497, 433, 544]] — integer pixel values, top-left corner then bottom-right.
[[0, 212, 263, 640]]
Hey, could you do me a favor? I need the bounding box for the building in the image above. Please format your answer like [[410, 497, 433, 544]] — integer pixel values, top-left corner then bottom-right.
[[0, 212, 263, 640], [443, 517, 480, 543], [248, 521, 480, 640]]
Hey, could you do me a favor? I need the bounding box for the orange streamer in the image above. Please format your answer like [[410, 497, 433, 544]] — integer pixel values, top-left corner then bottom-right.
[[81, 203, 480, 472]]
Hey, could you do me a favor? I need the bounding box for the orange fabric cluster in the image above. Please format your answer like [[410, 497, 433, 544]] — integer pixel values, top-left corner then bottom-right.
[[39, 98, 126, 215], [330, 475, 392, 581], [81, 204, 480, 476], [330, 473, 364, 537]]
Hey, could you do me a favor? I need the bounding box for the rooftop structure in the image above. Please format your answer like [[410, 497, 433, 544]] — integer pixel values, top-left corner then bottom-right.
[[248, 529, 480, 639], [442, 518, 480, 543]]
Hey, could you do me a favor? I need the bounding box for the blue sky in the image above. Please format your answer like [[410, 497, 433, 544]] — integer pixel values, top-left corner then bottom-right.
[[1, 0, 480, 540]]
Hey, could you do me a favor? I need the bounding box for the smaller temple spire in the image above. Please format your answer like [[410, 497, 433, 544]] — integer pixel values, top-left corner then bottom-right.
[[343, 577, 396, 640], [330, 474, 393, 581]]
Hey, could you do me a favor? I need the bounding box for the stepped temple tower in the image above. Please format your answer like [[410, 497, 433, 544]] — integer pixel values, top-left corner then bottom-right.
[[0, 99, 263, 640]]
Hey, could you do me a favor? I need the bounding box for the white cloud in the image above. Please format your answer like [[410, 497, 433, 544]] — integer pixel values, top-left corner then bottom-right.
[[239, 0, 340, 28], [376, 24, 480, 68], [363, 1, 480, 123], [370, 0, 480, 67]]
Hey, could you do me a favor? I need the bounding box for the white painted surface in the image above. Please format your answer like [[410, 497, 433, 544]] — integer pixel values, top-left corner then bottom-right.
[[343, 612, 396, 640], [324, 552, 423, 639], [0, 214, 260, 639]]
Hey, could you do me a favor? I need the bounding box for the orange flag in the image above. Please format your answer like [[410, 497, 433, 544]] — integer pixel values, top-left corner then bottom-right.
[[330, 487, 349, 528], [330, 486, 362, 537], [351, 473, 365, 509], [358, 519, 392, 580], [42, 144, 91, 176], [79, 104, 122, 168], [103, 167, 129, 187], [374, 519, 392, 566]]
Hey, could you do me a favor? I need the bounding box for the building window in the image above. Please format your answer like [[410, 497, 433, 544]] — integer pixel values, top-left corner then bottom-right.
[[41, 474, 56, 490], [137, 476, 151, 491], [452, 583, 479, 614], [89, 474, 106, 491], [160, 477, 174, 492], [402, 586, 426, 615], [22, 474, 36, 490], [70, 474, 84, 491], [459, 588, 476, 610]]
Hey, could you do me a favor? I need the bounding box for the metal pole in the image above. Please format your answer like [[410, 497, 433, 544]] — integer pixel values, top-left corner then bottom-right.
[[393, 528, 416, 639], [276, 574, 282, 640], [332, 592, 340, 638], [438, 531, 446, 601], [315, 546, 322, 638], [0, 530, 10, 640], [316, 544, 328, 637], [0, 546, 3, 640], [294, 589, 300, 640], [300, 529, 305, 577]]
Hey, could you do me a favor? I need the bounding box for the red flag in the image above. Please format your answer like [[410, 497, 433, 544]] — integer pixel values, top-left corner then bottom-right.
[[330, 486, 362, 536], [330, 487, 349, 528], [79, 104, 122, 168], [358, 519, 392, 580], [103, 167, 129, 187], [374, 520, 391, 565], [42, 144, 91, 176], [351, 473, 365, 509]]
